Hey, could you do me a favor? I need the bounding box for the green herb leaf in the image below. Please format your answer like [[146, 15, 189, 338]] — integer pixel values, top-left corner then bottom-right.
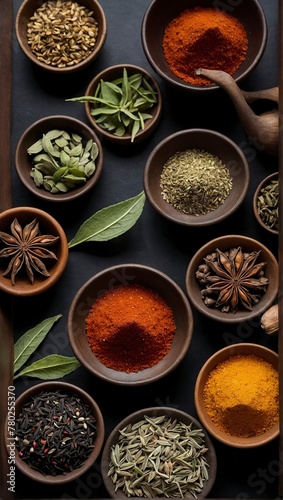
[[13, 355, 80, 380], [14, 315, 62, 374], [68, 191, 146, 248]]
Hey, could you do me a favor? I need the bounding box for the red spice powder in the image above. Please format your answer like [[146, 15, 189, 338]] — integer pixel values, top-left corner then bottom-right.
[[85, 284, 176, 373], [162, 7, 248, 86]]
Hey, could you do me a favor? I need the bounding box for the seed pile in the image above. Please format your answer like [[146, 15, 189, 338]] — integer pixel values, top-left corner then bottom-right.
[[108, 414, 210, 498], [257, 178, 279, 230], [26, 0, 99, 68], [160, 148, 233, 216], [15, 390, 97, 475]]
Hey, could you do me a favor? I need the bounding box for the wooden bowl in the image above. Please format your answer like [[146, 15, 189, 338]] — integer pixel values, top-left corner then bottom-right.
[[83, 64, 162, 144], [7, 381, 105, 484], [15, 0, 107, 73], [15, 115, 103, 203], [0, 207, 68, 296], [144, 128, 250, 226], [101, 407, 217, 498], [186, 234, 279, 323], [253, 172, 279, 235], [141, 0, 267, 92], [194, 343, 279, 448], [67, 263, 194, 386]]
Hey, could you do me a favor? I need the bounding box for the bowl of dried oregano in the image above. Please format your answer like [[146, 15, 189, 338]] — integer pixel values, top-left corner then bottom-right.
[[15, 0, 107, 73], [144, 128, 250, 227], [101, 406, 217, 498]]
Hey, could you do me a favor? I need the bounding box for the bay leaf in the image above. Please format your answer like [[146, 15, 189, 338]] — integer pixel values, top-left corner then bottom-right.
[[14, 315, 62, 374], [13, 355, 80, 380], [68, 190, 146, 248]]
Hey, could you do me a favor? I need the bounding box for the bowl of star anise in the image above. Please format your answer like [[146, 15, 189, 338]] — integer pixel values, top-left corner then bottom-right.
[[186, 235, 279, 323], [0, 207, 68, 296]]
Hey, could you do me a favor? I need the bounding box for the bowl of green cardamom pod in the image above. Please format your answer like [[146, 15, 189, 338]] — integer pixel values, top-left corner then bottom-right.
[[67, 64, 163, 144], [253, 172, 279, 235], [15, 0, 107, 73], [15, 115, 103, 202], [194, 343, 279, 448], [101, 407, 217, 498], [144, 128, 250, 227], [186, 234, 279, 324]]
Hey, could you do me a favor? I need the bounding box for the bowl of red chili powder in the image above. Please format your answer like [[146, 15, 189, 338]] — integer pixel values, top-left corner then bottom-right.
[[67, 263, 194, 386], [141, 0, 267, 92]]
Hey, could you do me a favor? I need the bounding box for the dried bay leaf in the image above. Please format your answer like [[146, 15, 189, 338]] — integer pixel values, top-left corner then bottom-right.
[[13, 355, 80, 380], [68, 191, 146, 248], [14, 315, 62, 374]]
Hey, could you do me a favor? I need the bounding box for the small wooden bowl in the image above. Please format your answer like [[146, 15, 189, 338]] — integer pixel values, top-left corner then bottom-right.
[[15, 115, 103, 203], [101, 407, 217, 498], [144, 128, 250, 227], [253, 172, 279, 235], [15, 0, 107, 73], [84, 64, 162, 144], [0, 207, 68, 296], [186, 234, 279, 323], [142, 0, 267, 92], [7, 381, 105, 484], [194, 343, 279, 448], [67, 263, 194, 386]]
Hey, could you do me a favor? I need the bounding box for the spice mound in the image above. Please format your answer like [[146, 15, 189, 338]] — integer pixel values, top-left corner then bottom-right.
[[159, 148, 233, 216], [162, 7, 248, 86], [0, 218, 59, 285], [15, 390, 97, 476], [107, 414, 210, 498], [203, 354, 279, 438], [85, 284, 176, 372], [27, 0, 99, 68], [196, 246, 268, 313]]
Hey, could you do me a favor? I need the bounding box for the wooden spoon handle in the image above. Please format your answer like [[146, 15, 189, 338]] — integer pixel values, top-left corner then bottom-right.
[[241, 87, 279, 104]]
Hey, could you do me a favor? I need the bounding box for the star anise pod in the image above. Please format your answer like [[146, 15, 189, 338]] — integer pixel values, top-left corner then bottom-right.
[[0, 218, 59, 285], [196, 246, 269, 313]]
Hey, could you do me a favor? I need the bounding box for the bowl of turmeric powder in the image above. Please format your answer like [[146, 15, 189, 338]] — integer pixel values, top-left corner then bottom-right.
[[67, 263, 194, 386], [141, 0, 267, 92], [194, 343, 279, 448]]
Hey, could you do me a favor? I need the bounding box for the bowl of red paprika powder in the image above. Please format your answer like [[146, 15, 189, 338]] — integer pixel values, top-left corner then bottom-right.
[[67, 263, 194, 386], [141, 0, 267, 92]]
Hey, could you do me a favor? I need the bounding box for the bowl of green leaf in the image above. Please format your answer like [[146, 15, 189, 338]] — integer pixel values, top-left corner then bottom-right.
[[67, 64, 163, 145], [15, 115, 103, 202]]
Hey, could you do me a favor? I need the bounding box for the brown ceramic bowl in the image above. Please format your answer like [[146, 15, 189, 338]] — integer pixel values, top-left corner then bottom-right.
[[6, 381, 105, 484], [15, 115, 103, 203], [67, 263, 194, 386], [83, 64, 162, 144], [186, 234, 279, 323], [253, 172, 279, 235], [15, 0, 107, 73], [194, 343, 279, 448], [141, 0, 267, 93], [144, 129, 250, 227], [101, 406, 217, 498], [0, 206, 68, 296]]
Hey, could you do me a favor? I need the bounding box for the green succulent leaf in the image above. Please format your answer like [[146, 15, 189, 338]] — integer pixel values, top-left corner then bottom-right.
[[68, 190, 146, 247]]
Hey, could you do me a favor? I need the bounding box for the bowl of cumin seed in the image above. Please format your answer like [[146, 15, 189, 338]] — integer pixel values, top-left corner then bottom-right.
[[15, 0, 107, 73], [143, 128, 250, 227], [101, 407, 217, 498]]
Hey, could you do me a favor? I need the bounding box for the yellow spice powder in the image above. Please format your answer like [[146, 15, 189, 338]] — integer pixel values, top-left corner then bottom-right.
[[203, 353, 279, 438]]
